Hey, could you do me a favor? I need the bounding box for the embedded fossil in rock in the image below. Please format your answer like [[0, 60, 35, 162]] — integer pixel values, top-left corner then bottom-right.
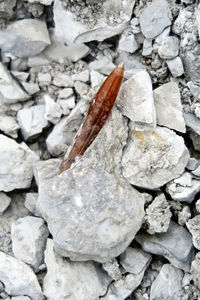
[[59, 63, 124, 173]]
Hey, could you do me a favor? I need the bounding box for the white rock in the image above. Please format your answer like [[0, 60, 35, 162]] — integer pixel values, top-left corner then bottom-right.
[[187, 81, 200, 101], [117, 71, 156, 128], [166, 172, 200, 203], [118, 34, 139, 54], [0, 135, 39, 192], [74, 81, 89, 97], [103, 259, 121, 281], [0, 63, 29, 104], [38, 72, 51, 86], [0, 192, 11, 215], [0, 19, 50, 57], [44, 94, 62, 124], [11, 297, 30, 300], [186, 215, 200, 250], [0, 251, 43, 300], [57, 96, 75, 111], [122, 127, 189, 190], [145, 194, 172, 234], [155, 26, 170, 45], [26, 0, 53, 5], [150, 264, 183, 300], [52, 72, 73, 87], [72, 70, 89, 82], [11, 71, 29, 82], [90, 70, 105, 88], [89, 57, 116, 75], [186, 157, 199, 171], [178, 206, 191, 226], [142, 38, 153, 56], [58, 88, 73, 99], [191, 252, 200, 290], [11, 216, 49, 272], [154, 82, 186, 133], [166, 57, 184, 77], [158, 36, 180, 59], [139, 0, 171, 39], [21, 82, 40, 95], [24, 193, 41, 217], [192, 165, 200, 176], [184, 112, 200, 136], [0, 115, 19, 138], [43, 239, 111, 300], [17, 105, 48, 140]]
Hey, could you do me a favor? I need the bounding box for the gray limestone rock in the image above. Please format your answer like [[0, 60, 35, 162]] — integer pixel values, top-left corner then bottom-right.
[[21, 82, 40, 95], [58, 88, 73, 99], [52, 72, 73, 87], [11, 297, 31, 300], [17, 105, 49, 140], [186, 215, 200, 250], [186, 157, 199, 171], [117, 71, 156, 129], [0, 192, 11, 215], [72, 70, 90, 82], [44, 94, 62, 124], [184, 112, 200, 136], [11, 216, 49, 272], [89, 57, 116, 76], [118, 34, 139, 54], [0, 0, 17, 19], [166, 57, 184, 77], [196, 199, 200, 213], [191, 252, 200, 290], [187, 81, 200, 101], [145, 194, 172, 234], [142, 38, 153, 56], [0, 115, 19, 138], [103, 259, 122, 281], [154, 82, 186, 133], [0, 251, 43, 300], [139, 0, 172, 39], [24, 193, 41, 217], [155, 26, 170, 45], [136, 221, 194, 271], [158, 36, 180, 59], [35, 108, 145, 262], [122, 126, 189, 190], [150, 264, 183, 300], [74, 81, 89, 97], [0, 134, 39, 192], [43, 239, 111, 300], [178, 206, 191, 226]]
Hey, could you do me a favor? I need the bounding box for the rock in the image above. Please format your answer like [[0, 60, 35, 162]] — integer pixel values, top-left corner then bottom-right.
[[136, 221, 194, 271], [90, 70, 105, 88], [196, 199, 200, 213], [0, 192, 11, 215], [0, 115, 19, 138], [37, 72, 51, 86], [145, 194, 172, 234], [0, 63, 29, 104], [74, 81, 89, 97], [166, 57, 184, 77], [89, 57, 116, 75], [153, 82, 186, 133], [186, 215, 200, 250], [27, 0, 53, 5], [52, 72, 73, 87], [35, 108, 145, 262], [54, 0, 135, 44], [58, 88, 73, 99], [118, 34, 139, 54], [24, 193, 41, 217], [17, 105, 49, 140], [191, 252, 200, 290], [46, 99, 88, 156], [186, 157, 199, 171], [186, 112, 200, 134], [103, 259, 121, 281], [178, 206, 191, 226], [122, 127, 189, 190], [139, 0, 171, 39], [187, 81, 200, 101], [117, 71, 156, 128], [0, 134, 39, 192], [0, 19, 50, 57], [158, 36, 180, 59], [43, 239, 111, 300], [44, 94, 62, 124], [192, 165, 200, 176], [150, 264, 183, 300], [0, 251, 43, 300], [72, 70, 89, 82], [11, 71, 29, 82], [21, 82, 40, 95], [57, 96, 75, 111], [166, 172, 200, 203], [155, 26, 170, 45], [11, 297, 31, 300], [142, 38, 153, 56], [115, 52, 145, 72], [0, 0, 17, 19], [11, 216, 49, 272]]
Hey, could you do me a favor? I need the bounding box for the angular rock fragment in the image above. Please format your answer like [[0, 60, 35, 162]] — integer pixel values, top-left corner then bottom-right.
[[11, 216, 49, 272], [17, 105, 49, 140], [158, 36, 180, 59], [184, 112, 200, 135], [178, 205, 191, 226], [154, 82, 186, 133], [103, 259, 121, 281], [21, 82, 40, 95], [74, 81, 89, 97], [52, 72, 73, 87], [0, 192, 11, 215], [89, 57, 116, 75], [186, 157, 199, 171], [24, 193, 41, 217], [142, 38, 152, 56], [0, 0, 17, 19], [139, 0, 172, 39], [122, 127, 189, 190], [145, 194, 172, 234], [191, 252, 200, 290], [117, 71, 156, 128], [150, 264, 183, 300], [187, 81, 200, 101], [136, 221, 194, 271], [72, 70, 90, 82], [0, 134, 39, 192], [36, 108, 145, 262], [27, 0, 53, 5], [0, 251, 43, 300], [155, 26, 170, 45], [43, 239, 111, 300], [90, 70, 105, 88], [0, 115, 19, 138], [44, 94, 62, 124], [118, 34, 139, 54], [186, 215, 200, 250], [11, 297, 31, 300], [166, 57, 184, 77]]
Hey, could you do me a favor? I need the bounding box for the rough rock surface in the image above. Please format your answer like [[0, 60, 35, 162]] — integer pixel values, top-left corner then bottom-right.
[[186, 215, 200, 250], [191, 252, 200, 290], [158, 36, 180, 59], [122, 126, 189, 190], [166, 56, 184, 77], [0, 192, 11, 215], [0, 134, 39, 192], [0, 115, 19, 138]]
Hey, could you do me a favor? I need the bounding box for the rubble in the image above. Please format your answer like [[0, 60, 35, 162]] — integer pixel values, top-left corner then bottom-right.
[[191, 252, 200, 290], [118, 33, 139, 54], [0, 115, 19, 138], [44, 94, 62, 124], [0, 192, 11, 215], [166, 56, 184, 77], [158, 36, 180, 59], [186, 215, 200, 250]]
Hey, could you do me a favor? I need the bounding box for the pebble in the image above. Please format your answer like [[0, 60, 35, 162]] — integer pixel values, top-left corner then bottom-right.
[[142, 38, 153, 56], [52, 72, 73, 87], [186, 157, 199, 171], [178, 206, 191, 226], [0, 115, 20, 138], [191, 252, 200, 290], [186, 215, 200, 250], [90, 70, 105, 88], [74, 81, 89, 97], [155, 26, 170, 45], [21, 82, 40, 95], [0, 192, 11, 215], [89, 57, 116, 75], [58, 88, 73, 99], [72, 70, 90, 82], [57, 96, 75, 111], [158, 36, 180, 59], [37, 72, 51, 86], [24, 193, 41, 217], [196, 199, 200, 213], [44, 94, 62, 124], [166, 56, 184, 77], [118, 34, 139, 54], [187, 81, 200, 101]]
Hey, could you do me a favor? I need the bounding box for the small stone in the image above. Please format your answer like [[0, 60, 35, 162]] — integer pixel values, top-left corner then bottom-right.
[[103, 259, 121, 281], [72, 70, 90, 82], [145, 194, 172, 234], [11, 216, 49, 272], [24, 193, 41, 217], [136, 221, 194, 271], [58, 88, 73, 99], [11, 297, 30, 300], [155, 26, 170, 45], [187, 81, 200, 101], [150, 264, 183, 300], [139, 0, 172, 39], [0, 0, 16, 19], [44, 94, 62, 124], [0, 115, 19, 138], [11, 71, 29, 82], [186, 215, 200, 250], [142, 38, 153, 56], [89, 57, 116, 75], [154, 82, 186, 133], [38, 72, 51, 86], [117, 71, 156, 128], [118, 34, 139, 54], [0, 134, 39, 192], [186, 157, 199, 171], [74, 81, 89, 97], [166, 57, 184, 77], [90, 70, 105, 88], [52, 72, 73, 87], [158, 36, 180, 59], [27, 0, 53, 5], [191, 252, 200, 290], [21, 82, 40, 95], [17, 105, 49, 140], [27, 55, 50, 67], [184, 112, 200, 136], [0, 192, 11, 215], [57, 96, 75, 111], [178, 206, 191, 226], [0, 251, 43, 300], [192, 165, 200, 177]]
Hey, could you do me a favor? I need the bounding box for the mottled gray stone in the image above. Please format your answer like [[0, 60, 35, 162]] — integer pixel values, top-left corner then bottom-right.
[[37, 72, 51, 86], [139, 0, 171, 39], [192, 165, 200, 176], [11, 216, 49, 272], [0, 251, 43, 300], [178, 206, 191, 226], [58, 88, 73, 99], [186, 157, 199, 171], [158, 36, 180, 59], [0, 0, 17, 19], [57, 97, 75, 113], [44, 94, 62, 124], [187, 81, 200, 101], [24, 193, 41, 217], [118, 34, 139, 54], [0, 134, 39, 192], [191, 252, 200, 290], [166, 57, 184, 77], [136, 221, 194, 271], [103, 259, 121, 281], [35, 108, 145, 262], [196, 199, 200, 213], [150, 264, 183, 300], [145, 194, 171, 234], [43, 239, 111, 300], [122, 127, 189, 190], [117, 71, 156, 129], [186, 215, 200, 250], [0, 115, 19, 138], [11, 297, 30, 300], [0, 192, 11, 215]]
